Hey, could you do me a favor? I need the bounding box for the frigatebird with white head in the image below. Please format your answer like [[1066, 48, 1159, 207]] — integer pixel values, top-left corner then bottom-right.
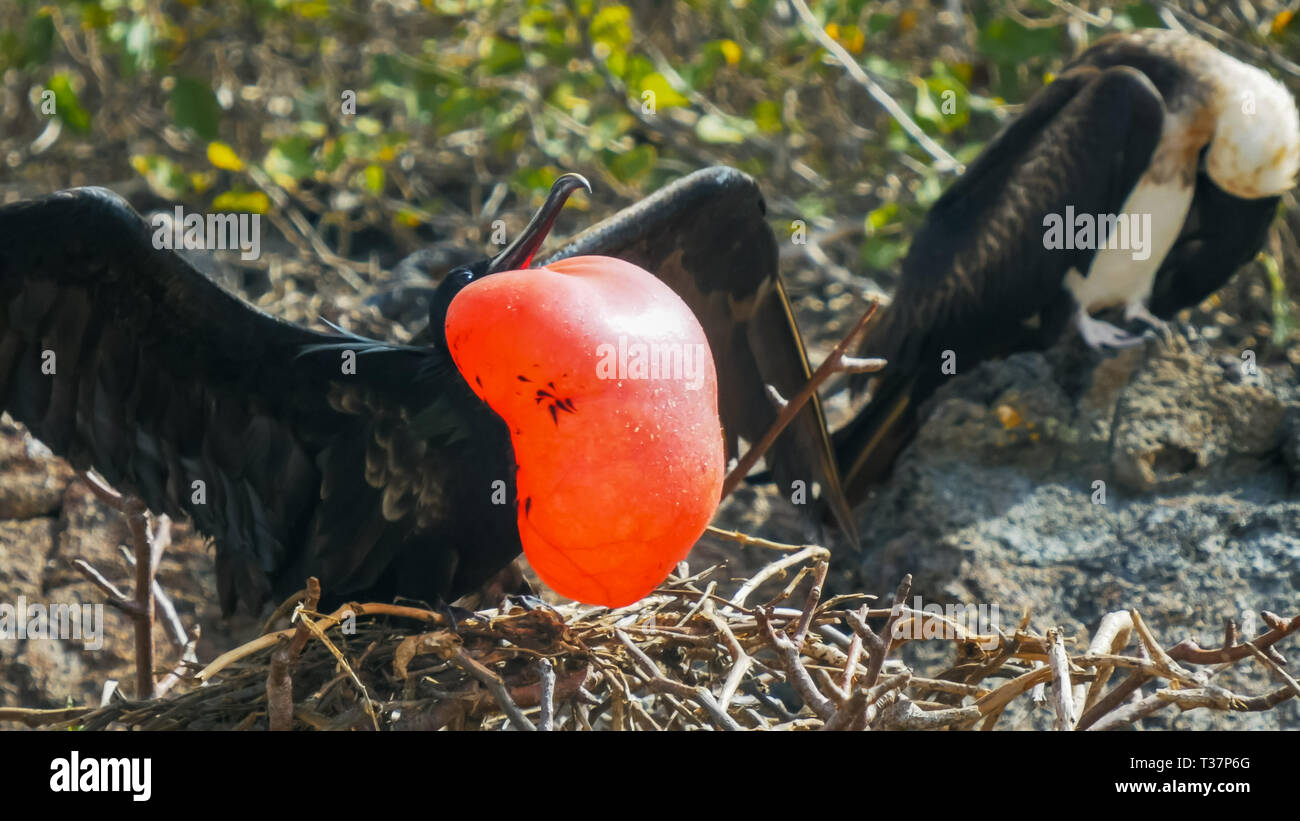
[[837, 28, 1300, 502]]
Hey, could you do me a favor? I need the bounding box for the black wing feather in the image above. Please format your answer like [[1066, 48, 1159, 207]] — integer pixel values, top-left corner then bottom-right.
[[0, 188, 515, 613], [837, 66, 1166, 502], [542, 166, 855, 541], [1149, 172, 1280, 317]]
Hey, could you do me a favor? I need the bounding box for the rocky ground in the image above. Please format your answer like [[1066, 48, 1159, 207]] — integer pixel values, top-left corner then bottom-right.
[[847, 329, 1300, 729], [705, 327, 1300, 730], [0, 418, 258, 711]]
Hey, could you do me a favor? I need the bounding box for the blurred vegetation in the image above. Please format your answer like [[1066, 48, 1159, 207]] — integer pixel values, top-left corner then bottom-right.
[[1, 0, 1298, 355]]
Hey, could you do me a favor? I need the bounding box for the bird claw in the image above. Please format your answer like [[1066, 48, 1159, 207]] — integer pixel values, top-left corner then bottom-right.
[[1124, 302, 1174, 346], [504, 593, 558, 615], [1076, 311, 1145, 350]]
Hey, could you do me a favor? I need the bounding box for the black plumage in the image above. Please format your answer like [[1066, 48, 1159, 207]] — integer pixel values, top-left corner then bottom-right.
[[0, 166, 846, 614]]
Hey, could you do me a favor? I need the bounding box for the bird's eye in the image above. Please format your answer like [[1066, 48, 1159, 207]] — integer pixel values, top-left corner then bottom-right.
[[447, 268, 474, 291]]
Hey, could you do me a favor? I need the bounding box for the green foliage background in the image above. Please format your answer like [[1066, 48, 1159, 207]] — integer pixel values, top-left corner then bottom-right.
[[1, 0, 1298, 353]]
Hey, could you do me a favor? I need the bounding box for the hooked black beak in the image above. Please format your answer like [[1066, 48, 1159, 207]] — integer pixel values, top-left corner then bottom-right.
[[486, 173, 591, 274]]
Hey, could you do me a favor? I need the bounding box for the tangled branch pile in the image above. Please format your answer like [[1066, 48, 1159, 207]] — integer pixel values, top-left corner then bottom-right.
[[6, 533, 1296, 732]]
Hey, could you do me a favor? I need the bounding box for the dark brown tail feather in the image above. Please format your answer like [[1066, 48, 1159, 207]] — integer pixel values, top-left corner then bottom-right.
[[834, 365, 919, 506]]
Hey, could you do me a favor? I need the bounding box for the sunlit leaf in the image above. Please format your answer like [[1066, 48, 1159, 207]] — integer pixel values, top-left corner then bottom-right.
[[866, 203, 898, 232], [1261, 251, 1293, 344], [46, 74, 91, 134], [130, 154, 186, 199], [696, 113, 749, 144], [639, 73, 689, 109], [363, 163, 385, 194], [354, 116, 383, 136], [590, 5, 633, 52], [291, 0, 331, 19], [860, 236, 908, 269], [263, 137, 317, 188], [751, 99, 783, 134], [393, 208, 423, 229], [514, 166, 557, 192], [213, 190, 271, 214], [207, 141, 245, 171], [189, 172, 215, 194], [718, 39, 742, 65]]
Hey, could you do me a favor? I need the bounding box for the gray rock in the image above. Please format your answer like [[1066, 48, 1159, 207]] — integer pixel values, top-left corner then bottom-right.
[[852, 337, 1300, 729]]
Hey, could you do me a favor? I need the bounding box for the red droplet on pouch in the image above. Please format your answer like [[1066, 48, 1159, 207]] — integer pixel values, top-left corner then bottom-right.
[[445, 255, 725, 607]]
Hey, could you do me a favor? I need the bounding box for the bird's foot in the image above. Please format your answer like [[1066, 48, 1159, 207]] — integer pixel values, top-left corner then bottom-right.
[[1124, 302, 1174, 346], [503, 593, 557, 615], [1076, 311, 1144, 350]]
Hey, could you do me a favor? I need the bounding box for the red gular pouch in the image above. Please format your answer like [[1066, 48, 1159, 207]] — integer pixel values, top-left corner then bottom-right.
[[445, 254, 725, 607]]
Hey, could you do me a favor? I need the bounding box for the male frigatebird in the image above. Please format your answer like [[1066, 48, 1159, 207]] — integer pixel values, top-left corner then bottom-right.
[[0, 166, 848, 612], [836, 29, 1300, 502]]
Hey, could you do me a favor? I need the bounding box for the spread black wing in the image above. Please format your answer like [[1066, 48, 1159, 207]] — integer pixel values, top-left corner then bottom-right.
[[835, 66, 1165, 503], [542, 166, 855, 541], [0, 188, 519, 614]]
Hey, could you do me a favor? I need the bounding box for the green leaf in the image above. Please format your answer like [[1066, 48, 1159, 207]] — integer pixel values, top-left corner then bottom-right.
[[290, 0, 331, 19], [590, 5, 633, 51], [617, 53, 655, 89], [212, 190, 270, 214], [912, 77, 943, 129], [695, 113, 749, 144], [479, 37, 525, 76], [751, 99, 783, 134], [1114, 2, 1164, 30], [587, 112, 633, 148], [867, 13, 896, 34], [607, 144, 657, 182], [7, 11, 54, 69], [207, 141, 245, 171], [639, 73, 689, 109], [437, 87, 482, 131], [514, 167, 558, 192], [263, 137, 317, 187], [47, 74, 91, 134], [171, 76, 221, 140], [353, 116, 383, 136], [363, 163, 385, 194], [130, 154, 187, 199], [865, 202, 898, 233], [977, 18, 1063, 64], [860, 236, 908, 269], [1261, 251, 1294, 345]]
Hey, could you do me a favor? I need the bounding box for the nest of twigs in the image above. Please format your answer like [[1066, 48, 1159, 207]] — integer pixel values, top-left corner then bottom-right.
[[11, 532, 1300, 731]]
